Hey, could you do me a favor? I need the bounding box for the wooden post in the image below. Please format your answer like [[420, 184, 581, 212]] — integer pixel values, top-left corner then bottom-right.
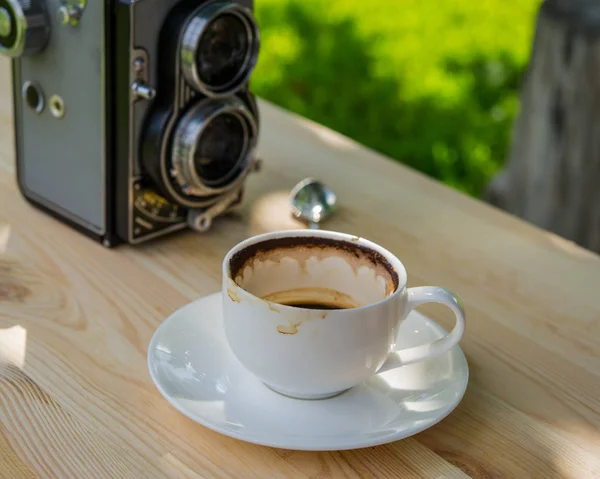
[[485, 0, 600, 252]]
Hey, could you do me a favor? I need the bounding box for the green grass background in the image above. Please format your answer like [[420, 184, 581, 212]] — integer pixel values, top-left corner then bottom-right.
[[251, 0, 542, 197]]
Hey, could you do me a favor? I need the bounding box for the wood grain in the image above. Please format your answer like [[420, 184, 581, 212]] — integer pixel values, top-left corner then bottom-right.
[[1, 56, 600, 478]]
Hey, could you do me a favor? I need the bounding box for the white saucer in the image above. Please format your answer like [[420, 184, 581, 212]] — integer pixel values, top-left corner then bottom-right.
[[147, 293, 469, 451]]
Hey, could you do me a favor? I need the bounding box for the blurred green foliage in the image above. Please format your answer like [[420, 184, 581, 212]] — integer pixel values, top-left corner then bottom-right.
[[251, 0, 542, 196]]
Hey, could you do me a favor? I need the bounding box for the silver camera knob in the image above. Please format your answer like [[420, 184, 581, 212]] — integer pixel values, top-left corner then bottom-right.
[[0, 0, 51, 57]]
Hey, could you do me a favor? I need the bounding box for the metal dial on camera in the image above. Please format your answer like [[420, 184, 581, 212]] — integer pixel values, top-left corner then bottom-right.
[[0, 0, 50, 57]]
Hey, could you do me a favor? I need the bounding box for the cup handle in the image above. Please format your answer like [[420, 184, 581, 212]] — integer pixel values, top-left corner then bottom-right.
[[377, 286, 466, 373]]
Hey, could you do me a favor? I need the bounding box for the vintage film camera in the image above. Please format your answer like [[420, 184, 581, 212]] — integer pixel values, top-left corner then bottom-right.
[[1, 0, 260, 246]]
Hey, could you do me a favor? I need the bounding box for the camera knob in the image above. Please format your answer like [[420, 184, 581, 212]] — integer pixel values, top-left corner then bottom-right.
[[57, 3, 83, 27], [0, 0, 51, 58]]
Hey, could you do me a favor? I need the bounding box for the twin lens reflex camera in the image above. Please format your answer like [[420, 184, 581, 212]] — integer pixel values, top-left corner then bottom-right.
[[0, 0, 261, 246]]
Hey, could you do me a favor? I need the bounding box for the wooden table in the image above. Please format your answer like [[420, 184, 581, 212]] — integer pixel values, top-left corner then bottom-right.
[[1, 59, 600, 479]]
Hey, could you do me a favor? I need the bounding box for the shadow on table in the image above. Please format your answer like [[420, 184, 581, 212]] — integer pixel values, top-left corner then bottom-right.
[[230, 381, 572, 478], [414, 382, 571, 478]]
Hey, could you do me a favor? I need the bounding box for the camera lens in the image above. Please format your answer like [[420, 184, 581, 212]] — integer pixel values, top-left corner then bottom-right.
[[171, 96, 258, 196], [196, 14, 248, 89], [193, 112, 246, 186], [181, 2, 259, 97]]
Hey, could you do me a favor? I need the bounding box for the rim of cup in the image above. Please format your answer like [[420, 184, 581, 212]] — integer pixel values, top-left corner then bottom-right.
[[222, 229, 409, 312]]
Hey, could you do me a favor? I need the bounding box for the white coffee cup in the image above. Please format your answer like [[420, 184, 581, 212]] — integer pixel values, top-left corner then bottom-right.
[[222, 229, 466, 400]]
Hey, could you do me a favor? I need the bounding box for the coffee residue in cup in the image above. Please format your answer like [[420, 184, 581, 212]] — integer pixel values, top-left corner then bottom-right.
[[229, 236, 399, 294], [262, 287, 360, 310]]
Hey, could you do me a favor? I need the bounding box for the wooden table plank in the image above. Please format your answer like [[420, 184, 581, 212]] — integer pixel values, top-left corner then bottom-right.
[[1, 58, 600, 478]]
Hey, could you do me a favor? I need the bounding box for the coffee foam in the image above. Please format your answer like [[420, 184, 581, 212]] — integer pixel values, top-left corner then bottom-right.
[[230, 237, 398, 306]]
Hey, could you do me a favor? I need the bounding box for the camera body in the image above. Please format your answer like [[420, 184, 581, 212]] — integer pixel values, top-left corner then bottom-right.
[[2, 0, 260, 247]]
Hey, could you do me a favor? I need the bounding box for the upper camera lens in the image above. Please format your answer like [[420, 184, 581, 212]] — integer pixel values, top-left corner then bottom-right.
[[196, 14, 248, 89], [193, 112, 246, 186], [181, 2, 259, 97]]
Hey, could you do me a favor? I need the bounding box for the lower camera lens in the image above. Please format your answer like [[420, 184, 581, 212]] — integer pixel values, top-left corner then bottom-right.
[[196, 14, 248, 89], [181, 2, 259, 97], [193, 112, 247, 185], [171, 96, 258, 196]]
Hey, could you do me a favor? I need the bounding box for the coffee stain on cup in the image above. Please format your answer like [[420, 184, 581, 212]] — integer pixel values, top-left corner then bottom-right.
[[277, 324, 299, 335], [276, 309, 328, 335], [228, 236, 399, 293], [267, 302, 280, 313], [227, 288, 241, 303]]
